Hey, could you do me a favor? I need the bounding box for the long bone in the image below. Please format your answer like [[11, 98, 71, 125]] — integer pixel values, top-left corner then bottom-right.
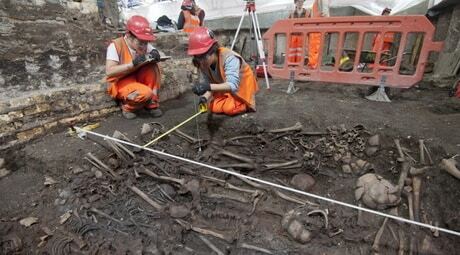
[[217, 163, 256, 170], [128, 185, 164, 211], [204, 193, 250, 204], [175, 219, 235, 243], [201, 175, 261, 196], [394, 139, 405, 161], [84, 153, 121, 180], [268, 122, 303, 133], [412, 176, 422, 222], [419, 139, 426, 164], [372, 217, 389, 254], [397, 161, 411, 196], [223, 135, 269, 145], [240, 243, 274, 254], [440, 158, 460, 179], [174, 129, 203, 144], [201, 175, 264, 215], [409, 166, 431, 176], [138, 166, 185, 186], [199, 235, 225, 255], [215, 147, 255, 165], [263, 160, 301, 171], [274, 190, 319, 207]]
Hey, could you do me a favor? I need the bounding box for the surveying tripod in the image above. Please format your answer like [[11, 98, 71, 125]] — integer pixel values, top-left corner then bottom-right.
[[230, 0, 270, 89]]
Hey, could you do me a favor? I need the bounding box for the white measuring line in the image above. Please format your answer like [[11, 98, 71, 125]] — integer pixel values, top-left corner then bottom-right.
[[74, 126, 460, 237]]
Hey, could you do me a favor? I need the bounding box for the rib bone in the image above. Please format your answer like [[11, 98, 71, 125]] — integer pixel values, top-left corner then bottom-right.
[[307, 209, 329, 229]]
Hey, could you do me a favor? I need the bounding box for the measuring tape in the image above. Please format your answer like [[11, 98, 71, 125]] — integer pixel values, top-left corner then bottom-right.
[[143, 103, 208, 147]]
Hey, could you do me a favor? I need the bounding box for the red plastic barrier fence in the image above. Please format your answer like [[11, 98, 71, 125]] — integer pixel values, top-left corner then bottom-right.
[[263, 15, 444, 88]]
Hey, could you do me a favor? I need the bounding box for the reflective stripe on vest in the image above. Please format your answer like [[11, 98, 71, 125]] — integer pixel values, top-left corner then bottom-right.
[[202, 47, 259, 110], [183, 10, 200, 33]]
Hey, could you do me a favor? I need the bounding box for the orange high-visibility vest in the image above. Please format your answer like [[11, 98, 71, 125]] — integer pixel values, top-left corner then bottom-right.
[[183, 10, 200, 33], [372, 33, 395, 52], [289, 8, 309, 19], [307, 0, 322, 68], [106, 37, 161, 98], [202, 47, 259, 110], [288, 8, 309, 63]]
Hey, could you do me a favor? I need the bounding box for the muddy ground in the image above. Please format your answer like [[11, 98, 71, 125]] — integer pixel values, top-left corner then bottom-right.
[[1, 79, 460, 254]]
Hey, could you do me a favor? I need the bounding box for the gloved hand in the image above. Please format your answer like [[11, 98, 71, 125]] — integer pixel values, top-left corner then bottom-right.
[[149, 49, 161, 62], [198, 96, 208, 112], [132, 54, 146, 67], [199, 96, 207, 105], [126, 91, 139, 100], [192, 82, 211, 96]]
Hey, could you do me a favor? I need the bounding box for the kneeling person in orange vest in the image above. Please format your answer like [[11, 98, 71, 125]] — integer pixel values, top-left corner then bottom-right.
[[106, 15, 162, 119], [188, 27, 259, 116]]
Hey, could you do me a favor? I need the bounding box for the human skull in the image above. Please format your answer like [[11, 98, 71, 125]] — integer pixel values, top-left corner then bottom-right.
[[355, 173, 400, 209]]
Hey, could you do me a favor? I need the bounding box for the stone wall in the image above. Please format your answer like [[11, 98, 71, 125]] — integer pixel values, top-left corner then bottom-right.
[[0, 1, 194, 150], [0, 57, 194, 150], [0, 0, 110, 99]]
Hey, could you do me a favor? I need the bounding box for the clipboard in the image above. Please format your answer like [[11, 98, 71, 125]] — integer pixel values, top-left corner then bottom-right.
[[121, 55, 172, 78]]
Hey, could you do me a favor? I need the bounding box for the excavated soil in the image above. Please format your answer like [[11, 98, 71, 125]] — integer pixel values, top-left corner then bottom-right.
[[1, 79, 460, 254]]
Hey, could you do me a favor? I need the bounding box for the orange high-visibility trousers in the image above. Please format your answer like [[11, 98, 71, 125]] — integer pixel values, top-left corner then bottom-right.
[[114, 64, 160, 112], [209, 93, 247, 116], [288, 34, 303, 63], [308, 33, 321, 69]]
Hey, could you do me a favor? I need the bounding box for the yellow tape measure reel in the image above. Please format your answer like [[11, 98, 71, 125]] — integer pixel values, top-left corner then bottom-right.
[[198, 102, 208, 113]]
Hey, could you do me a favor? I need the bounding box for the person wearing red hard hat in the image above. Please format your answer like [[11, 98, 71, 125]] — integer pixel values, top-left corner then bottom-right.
[[177, 0, 205, 33], [106, 15, 163, 119], [287, 0, 309, 64], [372, 7, 393, 53], [188, 27, 259, 116]]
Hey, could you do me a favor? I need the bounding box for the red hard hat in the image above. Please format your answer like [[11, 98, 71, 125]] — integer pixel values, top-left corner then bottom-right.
[[126, 15, 155, 41], [188, 27, 217, 56], [182, 0, 193, 10]]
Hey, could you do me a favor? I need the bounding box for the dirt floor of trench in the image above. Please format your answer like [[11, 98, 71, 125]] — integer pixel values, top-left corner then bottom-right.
[[1, 79, 460, 254]]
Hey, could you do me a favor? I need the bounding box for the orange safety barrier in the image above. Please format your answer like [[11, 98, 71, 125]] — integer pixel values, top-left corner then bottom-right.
[[263, 15, 444, 88]]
